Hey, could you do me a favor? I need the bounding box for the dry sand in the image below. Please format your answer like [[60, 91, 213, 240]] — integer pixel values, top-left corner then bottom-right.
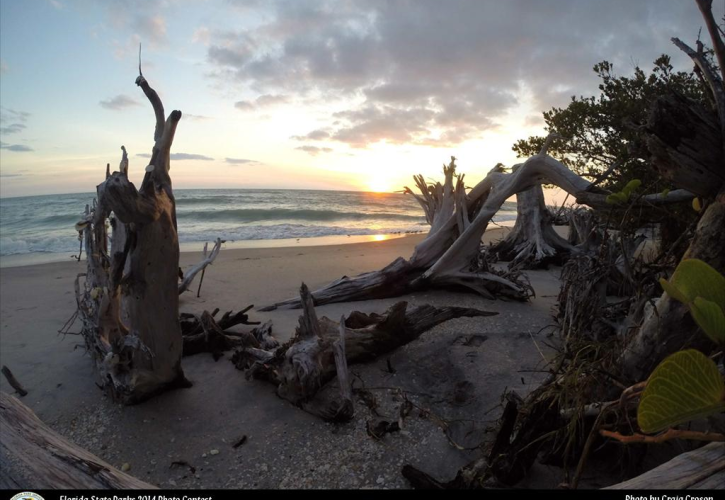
[[0, 228, 575, 489]]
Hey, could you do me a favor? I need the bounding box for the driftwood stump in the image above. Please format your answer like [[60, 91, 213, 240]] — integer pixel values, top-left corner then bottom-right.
[[239, 283, 496, 421], [74, 73, 189, 404], [490, 183, 572, 268]]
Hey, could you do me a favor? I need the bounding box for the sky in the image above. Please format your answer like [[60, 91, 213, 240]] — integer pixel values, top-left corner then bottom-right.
[[0, 0, 722, 198]]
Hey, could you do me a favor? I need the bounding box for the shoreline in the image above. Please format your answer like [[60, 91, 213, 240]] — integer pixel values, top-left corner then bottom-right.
[[0, 222, 516, 269]]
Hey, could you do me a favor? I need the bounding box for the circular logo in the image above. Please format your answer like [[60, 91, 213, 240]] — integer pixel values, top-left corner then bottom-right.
[[10, 493, 44, 500]]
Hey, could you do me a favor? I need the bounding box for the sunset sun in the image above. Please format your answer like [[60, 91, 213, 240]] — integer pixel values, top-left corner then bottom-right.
[[368, 178, 390, 193]]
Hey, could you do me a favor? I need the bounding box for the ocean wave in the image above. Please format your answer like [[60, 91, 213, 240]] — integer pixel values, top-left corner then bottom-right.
[[0, 189, 519, 256], [175, 208, 426, 223], [176, 223, 426, 243]]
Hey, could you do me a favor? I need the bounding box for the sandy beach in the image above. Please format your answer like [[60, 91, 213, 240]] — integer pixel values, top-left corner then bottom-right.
[[0, 227, 571, 489]]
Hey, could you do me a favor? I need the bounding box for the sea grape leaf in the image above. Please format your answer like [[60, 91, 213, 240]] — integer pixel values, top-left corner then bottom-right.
[[622, 179, 641, 197], [662, 259, 725, 311], [690, 297, 725, 344], [638, 349, 725, 434], [606, 192, 627, 205], [659, 277, 689, 304]]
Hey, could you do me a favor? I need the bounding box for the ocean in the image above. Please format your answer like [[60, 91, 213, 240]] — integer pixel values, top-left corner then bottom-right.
[[0, 189, 517, 265]]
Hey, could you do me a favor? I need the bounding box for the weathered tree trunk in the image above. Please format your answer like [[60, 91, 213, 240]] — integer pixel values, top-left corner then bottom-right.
[[490, 184, 573, 268], [75, 74, 189, 404], [605, 442, 725, 489], [239, 284, 495, 421], [0, 392, 156, 489], [646, 92, 724, 197]]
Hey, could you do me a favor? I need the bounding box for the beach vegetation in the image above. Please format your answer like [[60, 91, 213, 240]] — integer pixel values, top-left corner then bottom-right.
[[513, 55, 707, 193]]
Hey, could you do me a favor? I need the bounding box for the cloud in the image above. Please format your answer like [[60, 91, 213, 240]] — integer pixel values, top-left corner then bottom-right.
[[184, 114, 212, 121], [291, 129, 330, 141], [524, 114, 545, 128], [192, 27, 210, 45], [203, 0, 718, 148], [0, 173, 23, 178], [234, 94, 289, 112], [0, 60, 7, 76], [137, 152, 214, 160], [0, 106, 31, 123], [0, 142, 33, 152], [170, 153, 214, 161], [225, 157, 260, 165], [135, 15, 167, 46], [295, 145, 333, 155], [99, 94, 141, 110], [106, 3, 170, 59], [0, 123, 26, 135]]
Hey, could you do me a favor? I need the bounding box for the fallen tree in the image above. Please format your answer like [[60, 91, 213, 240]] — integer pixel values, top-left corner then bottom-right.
[[239, 283, 495, 421], [261, 143, 690, 311], [74, 71, 191, 404], [0, 391, 155, 489]]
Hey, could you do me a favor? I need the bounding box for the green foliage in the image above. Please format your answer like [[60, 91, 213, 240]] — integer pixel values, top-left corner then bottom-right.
[[513, 56, 704, 192], [637, 260, 725, 435], [605, 179, 641, 205], [658, 258, 725, 343], [638, 349, 725, 434], [691, 298, 725, 344]]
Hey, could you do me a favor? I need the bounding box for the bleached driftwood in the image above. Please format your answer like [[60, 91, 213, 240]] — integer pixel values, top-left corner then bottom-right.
[[0, 391, 156, 489], [490, 135, 573, 268], [490, 183, 573, 269], [239, 283, 496, 421], [75, 72, 190, 404], [606, 442, 725, 489], [262, 140, 695, 311], [178, 238, 223, 295]]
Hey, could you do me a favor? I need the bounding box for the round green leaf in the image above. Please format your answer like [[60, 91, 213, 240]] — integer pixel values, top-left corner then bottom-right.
[[659, 277, 689, 304], [638, 349, 725, 434], [622, 179, 641, 197], [606, 193, 625, 205], [690, 297, 725, 344], [665, 259, 725, 310]]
